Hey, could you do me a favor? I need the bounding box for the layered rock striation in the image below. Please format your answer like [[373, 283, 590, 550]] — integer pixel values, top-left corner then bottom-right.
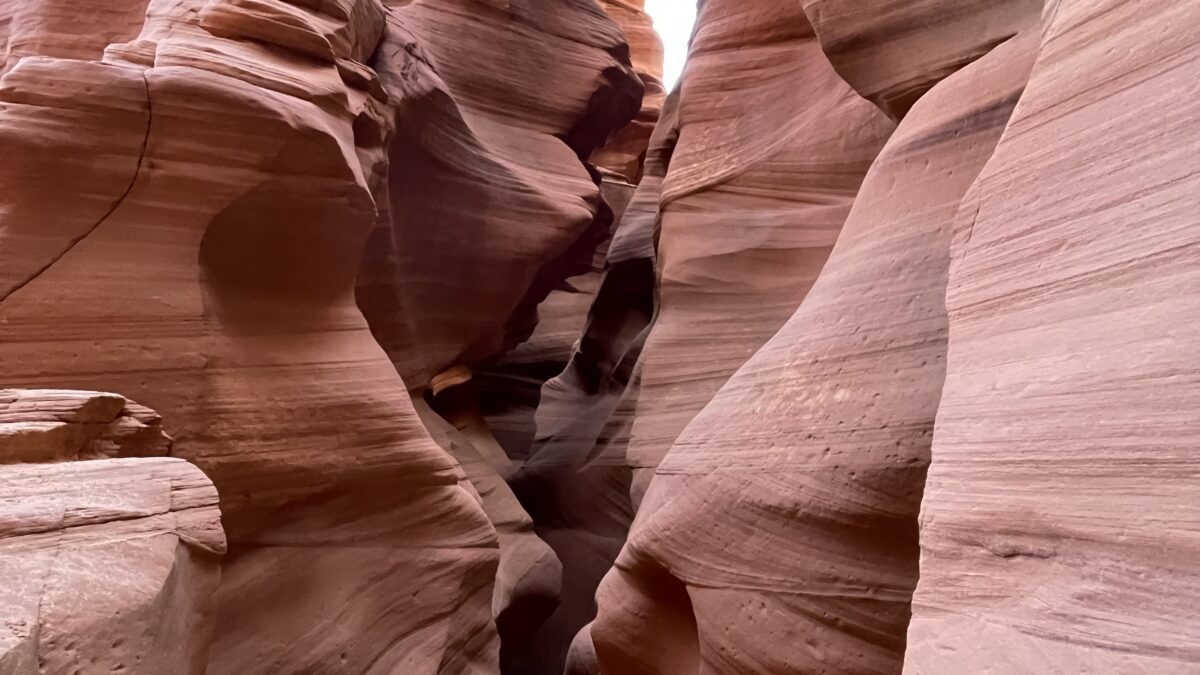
[[588, 0, 1044, 672], [621, 0, 894, 507], [907, 0, 1200, 671], [5, 0, 1200, 673], [1, 390, 225, 674], [0, 0, 507, 671]]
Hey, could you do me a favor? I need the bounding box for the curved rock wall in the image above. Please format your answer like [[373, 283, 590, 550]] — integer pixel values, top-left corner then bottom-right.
[[1, 391, 224, 674], [587, 0, 1043, 672], [622, 0, 894, 508], [907, 0, 1200, 671], [0, 0, 502, 671], [356, 0, 642, 392], [5, 0, 1200, 672], [591, 0, 665, 181]]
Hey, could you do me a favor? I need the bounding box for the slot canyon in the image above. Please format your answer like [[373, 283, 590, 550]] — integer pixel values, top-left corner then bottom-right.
[[0, 0, 1197, 673]]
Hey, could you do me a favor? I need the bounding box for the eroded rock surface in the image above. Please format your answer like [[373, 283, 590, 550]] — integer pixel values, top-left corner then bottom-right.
[[592, 0, 665, 181], [588, 1, 1042, 672], [357, 0, 643, 392], [907, 0, 1200, 671], [0, 391, 225, 675], [0, 0, 502, 671], [0, 388, 171, 463], [5, 0, 1200, 672], [620, 0, 894, 507]]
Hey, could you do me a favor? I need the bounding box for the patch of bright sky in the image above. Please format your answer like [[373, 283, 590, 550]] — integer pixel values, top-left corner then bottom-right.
[[645, 0, 698, 90]]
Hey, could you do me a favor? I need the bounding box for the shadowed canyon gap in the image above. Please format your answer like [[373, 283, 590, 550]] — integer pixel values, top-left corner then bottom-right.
[[0, 0, 1197, 674]]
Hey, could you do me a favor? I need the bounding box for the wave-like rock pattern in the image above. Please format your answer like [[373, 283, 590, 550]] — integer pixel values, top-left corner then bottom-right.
[[5, 0, 1200, 672], [0, 0, 505, 671], [621, 0, 894, 509], [591, 0, 664, 181], [907, 0, 1200, 671], [1, 391, 225, 674], [357, 0, 642, 392], [800, 0, 1041, 118]]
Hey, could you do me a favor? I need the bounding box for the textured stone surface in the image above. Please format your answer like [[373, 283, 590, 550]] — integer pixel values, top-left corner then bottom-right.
[[0, 389, 171, 463], [7, 0, 1199, 672], [622, 0, 893, 508], [0, 391, 224, 675], [507, 92, 678, 675], [801, 0, 1041, 118], [592, 0, 665, 181], [907, 0, 1200, 671], [0, 0, 149, 73], [0, 458, 225, 675], [589, 3, 1041, 674], [414, 394, 562, 674], [356, 0, 642, 392], [0, 0, 503, 671]]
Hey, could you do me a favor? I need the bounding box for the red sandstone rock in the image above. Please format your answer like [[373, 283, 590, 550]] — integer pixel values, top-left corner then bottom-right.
[[0, 389, 171, 462], [7, 0, 1198, 672], [0, 0, 149, 73], [592, 0, 665, 181], [907, 0, 1200, 671], [801, 0, 1041, 118], [0, 458, 225, 674], [0, 0, 502, 671], [356, 0, 642, 392], [509, 93, 678, 675], [623, 0, 893, 509], [589, 2, 1041, 673], [414, 394, 562, 673], [0, 391, 224, 674]]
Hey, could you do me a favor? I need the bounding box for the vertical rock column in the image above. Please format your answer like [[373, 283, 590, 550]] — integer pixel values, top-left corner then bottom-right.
[[589, 0, 1042, 672], [0, 0, 504, 671], [907, 0, 1200, 671], [620, 0, 894, 506]]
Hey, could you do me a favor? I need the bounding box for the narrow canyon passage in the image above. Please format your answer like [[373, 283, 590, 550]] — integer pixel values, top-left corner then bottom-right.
[[0, 1, 1197, 674]]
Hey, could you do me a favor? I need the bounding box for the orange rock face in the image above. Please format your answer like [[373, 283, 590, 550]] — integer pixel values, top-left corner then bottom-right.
[[586, 0, 1042, 672], [907, 0, 1200, 671], [1, 0, 628, 669]]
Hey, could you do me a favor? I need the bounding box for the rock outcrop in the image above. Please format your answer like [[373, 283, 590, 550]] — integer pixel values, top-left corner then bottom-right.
[[0, 388, 171, 462], [1, 390, 225, 675], [414, 395, 562, 673], [907, 0, 1200, 671]]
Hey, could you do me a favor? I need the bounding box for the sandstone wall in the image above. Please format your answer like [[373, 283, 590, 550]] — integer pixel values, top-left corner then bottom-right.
[[621, 0, 894, 508], [907, 0, 1200, 671], [0, 391, 224, 674], [5, 0, 1199, 673], [0, 0, 653, 669]]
